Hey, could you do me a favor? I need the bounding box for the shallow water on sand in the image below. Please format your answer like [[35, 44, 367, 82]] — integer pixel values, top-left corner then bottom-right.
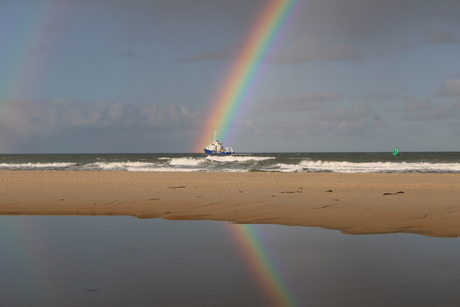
[[1, 216, 460, 306]]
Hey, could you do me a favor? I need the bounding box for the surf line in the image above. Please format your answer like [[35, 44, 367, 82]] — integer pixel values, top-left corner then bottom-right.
[[228, 223, 299, 306], [194, 0, 299, 152]]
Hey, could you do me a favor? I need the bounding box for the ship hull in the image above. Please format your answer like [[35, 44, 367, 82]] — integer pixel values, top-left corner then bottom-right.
[[204, 149, 235, 155]]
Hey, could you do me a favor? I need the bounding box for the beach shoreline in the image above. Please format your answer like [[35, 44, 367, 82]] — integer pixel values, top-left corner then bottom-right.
[[1, 171, 459, 238]]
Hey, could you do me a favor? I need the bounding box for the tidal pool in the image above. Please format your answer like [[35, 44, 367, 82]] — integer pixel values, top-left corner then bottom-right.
[[1, 216, 460, 306]]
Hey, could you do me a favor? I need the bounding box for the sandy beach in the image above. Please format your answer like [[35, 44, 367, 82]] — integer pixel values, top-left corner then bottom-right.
[[1, 171, 459, 237]]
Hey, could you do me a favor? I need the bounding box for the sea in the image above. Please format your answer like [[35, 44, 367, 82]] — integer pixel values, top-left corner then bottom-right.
[[1, 151, 460, 173]]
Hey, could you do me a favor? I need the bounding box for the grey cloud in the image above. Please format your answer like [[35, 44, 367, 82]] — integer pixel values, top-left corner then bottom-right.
[[455, 99, 460, 108], [362, 88, 408, 99], [270, 38, 365, 63], [44, 22, 73, 32], [270, 0, 460, 63], [183, 38, 365, 64], [452, 122, 460, 137], [318, 104, 371, 121], [259, 92, 342, 111], [437, 79, 460, 97], [118, 49, 137, 58], [416, 102, 452, 121], [371, 114, 386, 128], [401, 97, 431, 112], [317, 104, 383, 135], [83, 0, 264, 50], [404, 123, 430, 136], [254, 104, 382, 137], [300, 0, 460, 44], [1, 98, 202, 138], [177, 0, 460, 64], [401, 98, 456, 121], [177, 46, 235, 62], [335, 120, 369, 134], [26, 44, 48, 55], [424, 27, 460, 45], [298, 92, 342, 103], [252, 119, 332, 138]]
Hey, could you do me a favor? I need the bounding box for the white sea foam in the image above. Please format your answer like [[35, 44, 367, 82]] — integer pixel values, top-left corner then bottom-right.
[[268, 163, 304, 173], [297, 160, 460, 173], [88, 159, 208, 171], [0, 162, 76, 169], [1, 154, 459, 173], [168, 157, 205, 166], [127, 167, 203, 172], [205, 155, 275, 162], [90, 159, 460, 173], [90, 161, 158, 171]]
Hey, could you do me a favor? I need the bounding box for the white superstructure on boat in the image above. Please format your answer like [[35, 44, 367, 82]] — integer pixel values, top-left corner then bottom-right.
[[204, 131, 235, 155]]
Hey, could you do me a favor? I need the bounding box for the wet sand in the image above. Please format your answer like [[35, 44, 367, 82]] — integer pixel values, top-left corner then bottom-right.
[[1, 171, 459, 237]]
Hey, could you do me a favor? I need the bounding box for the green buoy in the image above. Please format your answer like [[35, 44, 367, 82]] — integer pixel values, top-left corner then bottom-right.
[[392, 147, 399, 156]]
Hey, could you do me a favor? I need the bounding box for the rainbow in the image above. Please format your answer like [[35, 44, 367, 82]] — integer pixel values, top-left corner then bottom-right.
[[1, 216, 56, 302], [0, 1, 60, 152], [193, 1, 300, 304], [194, 0, 298, 152], [228, 223, 300, 306]]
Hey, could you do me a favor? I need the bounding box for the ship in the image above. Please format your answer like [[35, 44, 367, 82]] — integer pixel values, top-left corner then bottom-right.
[[204, 131, 235, 155]]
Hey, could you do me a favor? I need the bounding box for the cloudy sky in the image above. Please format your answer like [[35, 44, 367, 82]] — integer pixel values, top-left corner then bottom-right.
[[1, 0, 460, 153]]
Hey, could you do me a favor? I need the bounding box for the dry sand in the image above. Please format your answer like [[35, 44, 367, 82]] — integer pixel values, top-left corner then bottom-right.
[[1, 171, 459, 237]]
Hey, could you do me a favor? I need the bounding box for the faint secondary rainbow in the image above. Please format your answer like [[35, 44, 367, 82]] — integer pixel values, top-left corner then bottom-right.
[[0, 0, 60, 152], [228, 223, 300, 306], [1, 216, 59, 303], [194, 0, 298, 152]]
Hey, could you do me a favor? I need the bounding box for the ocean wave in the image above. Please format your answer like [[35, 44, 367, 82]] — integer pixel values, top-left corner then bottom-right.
[[297, 160, 460, 173], [126, 167, 203, 172], [205, 155, 275, 162], [0, 162, 76, 170], [1, 153, 459, 173], [168, 157, 205, 166], [88, 161, 159, 171]]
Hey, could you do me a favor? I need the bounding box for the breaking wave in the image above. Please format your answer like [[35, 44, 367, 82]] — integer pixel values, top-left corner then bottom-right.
[[1, 152, 459, 173]]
